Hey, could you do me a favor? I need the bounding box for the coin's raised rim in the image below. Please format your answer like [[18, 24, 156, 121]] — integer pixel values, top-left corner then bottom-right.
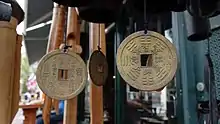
[[36, 49, 87, 100], [116, 30, 178, 91]]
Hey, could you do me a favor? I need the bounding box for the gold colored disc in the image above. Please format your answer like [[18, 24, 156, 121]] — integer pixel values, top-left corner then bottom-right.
[[116, 31, 177, 91], [36, 49, 87, 100], [88, 50, 108, 86]]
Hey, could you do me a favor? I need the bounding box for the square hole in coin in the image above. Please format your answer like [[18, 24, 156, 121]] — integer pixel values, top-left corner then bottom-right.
[[97, 64, 104, 73], [58, 69, 68, 80], [140, 54, 153, 67]]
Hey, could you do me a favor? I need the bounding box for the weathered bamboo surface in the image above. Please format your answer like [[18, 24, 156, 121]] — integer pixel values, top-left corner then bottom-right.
[[63, 7, 80, 124], [43, 3, 66, 124], [89, 23, 105, 124], [53, 99, 60, 115], [10, 34, 23, 122], [0, 17, 18, 124]]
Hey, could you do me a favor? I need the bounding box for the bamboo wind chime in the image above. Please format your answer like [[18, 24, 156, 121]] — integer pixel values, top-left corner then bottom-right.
[[39, 3, 108, 124], [42, 3, 66, 124]]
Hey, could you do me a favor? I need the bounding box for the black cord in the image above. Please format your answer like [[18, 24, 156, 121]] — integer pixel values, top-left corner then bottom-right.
[[63, 9, 72, 52], [97, 24, 101, 51], [143, 0, 148, 34]]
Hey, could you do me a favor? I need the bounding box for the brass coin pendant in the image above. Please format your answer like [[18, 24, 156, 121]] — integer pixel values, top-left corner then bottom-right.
[[88, 50, 108, 86], [36, 49, 87, 100], [116, 31, 177, 91]]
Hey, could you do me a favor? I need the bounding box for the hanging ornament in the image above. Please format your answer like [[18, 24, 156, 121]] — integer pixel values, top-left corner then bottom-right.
[[88, 24, 108, 86], [36, 49, 87, 100], [116, 31, 177, 91]]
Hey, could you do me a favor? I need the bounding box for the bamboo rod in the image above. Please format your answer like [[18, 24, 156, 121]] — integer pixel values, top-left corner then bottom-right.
[[63, 7, 79, 124], [89, 23, 105, 124], [10, 34, 23, 122], [0, 17, 18, 124], [53, 99, 60, 115], [8, 17, 20, 123], [43, 3, 66, 124]]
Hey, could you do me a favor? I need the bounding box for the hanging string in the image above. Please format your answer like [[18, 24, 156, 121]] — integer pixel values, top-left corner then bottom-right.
[[97, 24, 101, 51], [63, 8, 72, 52], [143, 0, 148, 34]]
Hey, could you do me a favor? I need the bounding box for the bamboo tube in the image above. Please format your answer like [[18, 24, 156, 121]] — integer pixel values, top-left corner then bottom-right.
[[53, 99, 60, 115], [63, 8, 80, 124], [43, 3, 66, 124], [0, 17, 18, 124], [89, 23, 105, 124], [8, 17, 20, 124], [10, 34, 23, 122]]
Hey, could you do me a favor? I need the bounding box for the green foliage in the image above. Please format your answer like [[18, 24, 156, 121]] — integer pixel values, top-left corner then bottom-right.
[[20, 54, 30, 94]]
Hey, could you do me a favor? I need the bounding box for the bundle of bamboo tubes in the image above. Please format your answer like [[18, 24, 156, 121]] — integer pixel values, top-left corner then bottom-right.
[[42, 3, 106, 124]]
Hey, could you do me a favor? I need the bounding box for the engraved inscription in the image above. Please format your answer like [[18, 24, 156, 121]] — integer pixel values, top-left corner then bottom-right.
[[52, 63, 57, 76], [69, 69, 75, 80], [36, 50, 87, 100], [139, 43, 151, 53], [131, 56, 138, 64], [117, 31, 177, 91], [127, 71, 136, 81], [126, 40, 138, 53], [121, 55, 131, 66], [128, 67, 141, 80], [76, 68, 83, 76], [155, 56, 163, 63], [153, 45, 163, 53], [48, 81, 54, 92], [42, 72, 50, 80]]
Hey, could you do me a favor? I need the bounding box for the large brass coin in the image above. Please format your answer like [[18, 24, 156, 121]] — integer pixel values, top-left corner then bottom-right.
[[88, 50, 108, 86], [36, 49, 87, 100], [116, 31, 177, 91]]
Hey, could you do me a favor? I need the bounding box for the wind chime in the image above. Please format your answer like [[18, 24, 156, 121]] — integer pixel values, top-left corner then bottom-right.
[[36, 4, 87, 124], [37, 1, 109, 124], [37, 0, 220, 123]]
